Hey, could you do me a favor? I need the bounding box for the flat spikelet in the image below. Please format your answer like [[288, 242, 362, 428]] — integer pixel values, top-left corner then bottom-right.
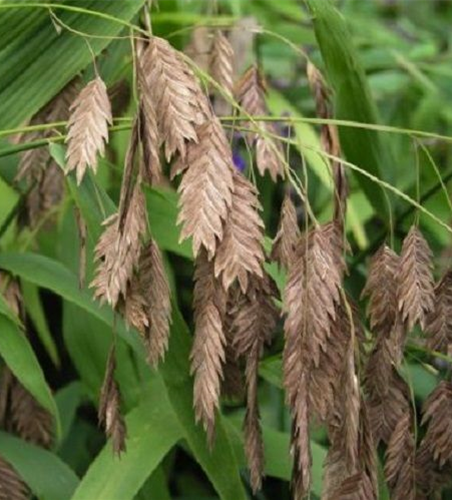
[[361, 244, 399, 336], [235, 65, 285, 181], [420, 381, 452, 468], [91, 185, 147, 307], [138, 239, 172, 367], [425, 271, 452, 354], [190, 250, 228, 444], [330, 473, 376, 500], [0, 456, 28, 500], [366, 367, 410, 445], [98, 347, 127, 455], [397, 226, 434, 330], [214, 171, 265, 292], [66, 77, 112, 184], [141, 36, 209, 161], [210, 31, 234, 98], [271, 194, 300, 269], [384, 413, 416, 500], [176, 118, 235, 258]]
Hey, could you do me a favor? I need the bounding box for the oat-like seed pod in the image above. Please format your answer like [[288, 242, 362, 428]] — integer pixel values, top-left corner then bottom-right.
[[210, 31, 234, 98], [214, 171, 265, 292], [271, 194, 301, 269], [65, 77, 112, 185], [384, 413, 416, 500], [98, 347, 127, 455], [420, 381, 452, 468], [397, 225, 435, 331], [176, 117, 235, 259], [361, 244, 399, 338]]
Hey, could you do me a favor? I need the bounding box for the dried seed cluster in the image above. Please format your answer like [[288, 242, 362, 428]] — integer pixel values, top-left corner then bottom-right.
[[5, 25, 452, 500]]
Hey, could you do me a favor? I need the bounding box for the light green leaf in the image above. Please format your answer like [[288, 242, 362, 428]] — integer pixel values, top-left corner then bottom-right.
[[0, 431, 79, 500], [0, 314, 61, 437], [306, 0, 393, 218], [0, 0, 145, 129], [70, 379, 182, 500]]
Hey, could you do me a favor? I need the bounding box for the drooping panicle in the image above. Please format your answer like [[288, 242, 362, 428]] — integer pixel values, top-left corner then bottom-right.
[[283, 224, 345, 497], [65, 77, 113, 184]]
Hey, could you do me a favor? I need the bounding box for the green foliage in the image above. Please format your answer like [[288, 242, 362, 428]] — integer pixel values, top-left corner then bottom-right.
[[1, 0, 452, 499]]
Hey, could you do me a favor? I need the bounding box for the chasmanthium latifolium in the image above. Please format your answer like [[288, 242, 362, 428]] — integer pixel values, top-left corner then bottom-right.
[[3, 17, 452, 500]]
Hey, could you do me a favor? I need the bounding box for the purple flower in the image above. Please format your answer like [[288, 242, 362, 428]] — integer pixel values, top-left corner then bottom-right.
[[233, 151, 246, 172]]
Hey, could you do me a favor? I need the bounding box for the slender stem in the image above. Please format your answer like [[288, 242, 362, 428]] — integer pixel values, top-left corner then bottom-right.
[[353, 168, 452, 265], [2, 116, 452, 144]]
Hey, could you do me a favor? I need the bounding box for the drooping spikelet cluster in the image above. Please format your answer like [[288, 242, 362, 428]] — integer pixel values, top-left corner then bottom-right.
[[16, 14, 450, 499]]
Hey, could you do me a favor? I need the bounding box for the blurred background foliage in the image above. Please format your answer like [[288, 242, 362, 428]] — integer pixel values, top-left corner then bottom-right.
[[0, 0, 452, 499]]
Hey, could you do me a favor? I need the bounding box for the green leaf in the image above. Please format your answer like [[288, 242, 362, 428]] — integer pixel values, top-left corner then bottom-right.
[[306, 0, 393, 218], [0, 0, 145, 129], [55, 382, 85, 444], [0, 431, 79, 500], [21, 280, 60, 367], [0, 313, 61, 437], [70, 379, 182, 500]]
